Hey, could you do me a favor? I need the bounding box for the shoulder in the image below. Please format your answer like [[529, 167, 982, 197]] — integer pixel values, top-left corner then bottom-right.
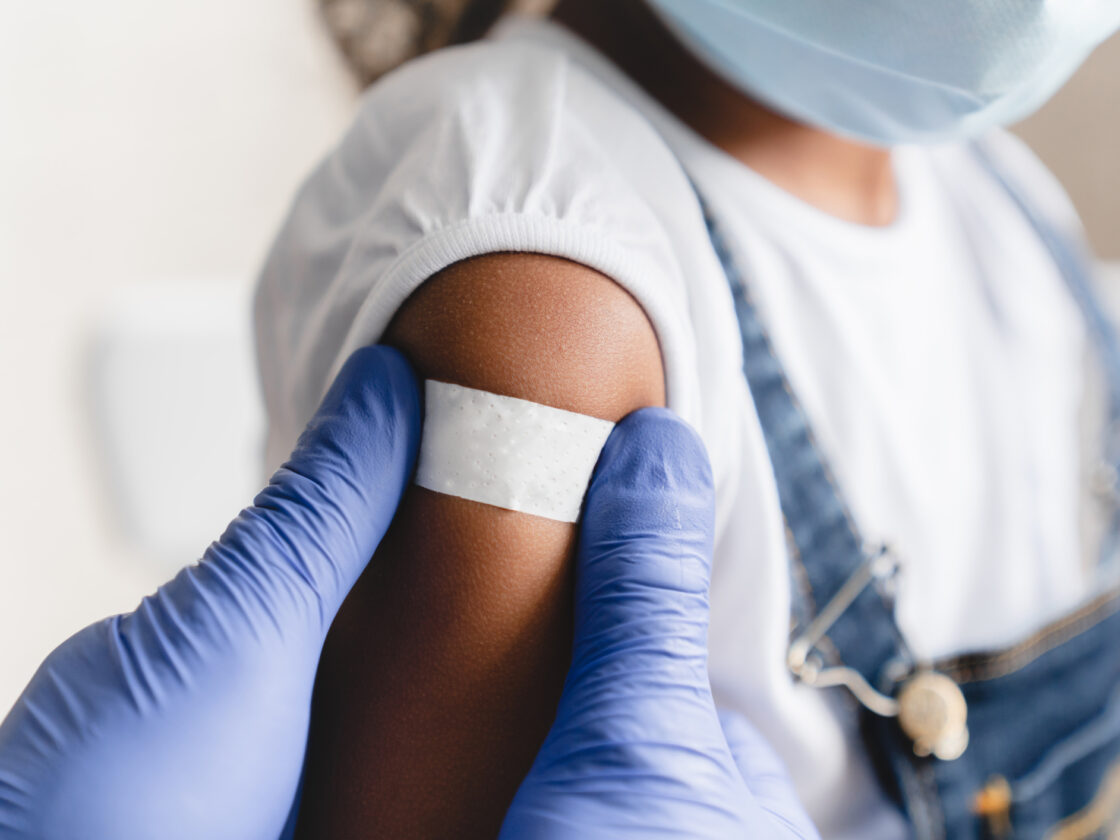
[[931, 129, 1088, 246], [351, 24, 668, 165], [332, 29, 683, 248], [983, 130, 1088, 244], [256, 27, 697, 464]]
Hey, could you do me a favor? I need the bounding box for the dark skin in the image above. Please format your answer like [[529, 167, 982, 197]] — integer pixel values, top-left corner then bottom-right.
[[295, 2, 897, 838], [295, 255, 665, 839]]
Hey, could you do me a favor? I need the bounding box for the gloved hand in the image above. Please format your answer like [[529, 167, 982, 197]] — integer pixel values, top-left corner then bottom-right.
[[0, 347, 818, 840], [0, 346, 422, 840], [501, 408, 820, 840]]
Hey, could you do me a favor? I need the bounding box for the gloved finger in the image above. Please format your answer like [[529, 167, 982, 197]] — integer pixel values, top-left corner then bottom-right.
[[719, 709, 822, 840], [202, 344, 421, 626]]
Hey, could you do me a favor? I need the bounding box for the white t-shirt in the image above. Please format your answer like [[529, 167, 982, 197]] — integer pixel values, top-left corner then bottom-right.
[[254, 14, 1107, 838]]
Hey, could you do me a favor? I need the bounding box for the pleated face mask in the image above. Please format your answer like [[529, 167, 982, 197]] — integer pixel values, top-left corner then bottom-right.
[[645, 0, 1120, 145]]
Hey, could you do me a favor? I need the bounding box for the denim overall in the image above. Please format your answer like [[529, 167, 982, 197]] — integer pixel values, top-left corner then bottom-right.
[[689, 139, 1120, 839]]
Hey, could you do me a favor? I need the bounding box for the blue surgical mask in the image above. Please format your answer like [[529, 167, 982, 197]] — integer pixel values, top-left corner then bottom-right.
[[645, 0, 1120, 145]]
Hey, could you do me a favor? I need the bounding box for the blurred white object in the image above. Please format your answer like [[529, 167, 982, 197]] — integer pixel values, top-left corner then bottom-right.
[[0, 0, 358, 717], [88, 281, 264, 569], [1100, 261, 1120, 311]]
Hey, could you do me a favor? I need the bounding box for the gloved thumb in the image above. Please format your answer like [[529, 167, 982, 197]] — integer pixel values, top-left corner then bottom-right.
[[504, 411, 817, 837], [201, 345, 421, 629], [570, 406, 715, 692], [501, 409, 733, 836], [543, 407, 719, 752]]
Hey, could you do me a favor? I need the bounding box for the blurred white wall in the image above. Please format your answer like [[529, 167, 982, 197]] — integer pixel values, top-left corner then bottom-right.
[[0, 0, 359, 712], [0, 5, 1116, 718]]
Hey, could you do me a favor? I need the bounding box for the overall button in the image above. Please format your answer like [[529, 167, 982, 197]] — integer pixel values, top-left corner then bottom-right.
[[897, 670, 970, 760]]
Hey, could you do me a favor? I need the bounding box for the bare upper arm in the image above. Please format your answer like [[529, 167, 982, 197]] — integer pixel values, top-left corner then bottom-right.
[[294, 253, 665, 839], [385, 251, 665, 413]]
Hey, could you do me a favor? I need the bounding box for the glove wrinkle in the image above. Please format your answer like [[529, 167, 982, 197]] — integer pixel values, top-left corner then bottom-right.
[[503, 408, 820, 839], [0, 346, 420, 840]]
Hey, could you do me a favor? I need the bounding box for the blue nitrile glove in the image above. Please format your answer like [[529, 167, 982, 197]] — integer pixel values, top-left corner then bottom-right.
[[0, 346, 422, 840], [0, 350, 817, 839], [501, 408, 820, 840]]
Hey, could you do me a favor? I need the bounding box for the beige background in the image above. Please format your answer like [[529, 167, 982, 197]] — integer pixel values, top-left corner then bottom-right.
[[0, 0, 357, 714], [1016, 31, 1120, 258], [0, 6, 1117, 716]]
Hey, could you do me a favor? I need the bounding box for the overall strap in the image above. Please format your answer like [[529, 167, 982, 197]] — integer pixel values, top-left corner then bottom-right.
[[689, 182, 907, 698], [969, 137, 1120, 576], [689, 140, 1120, 705], [970, 140, 1120, 426]]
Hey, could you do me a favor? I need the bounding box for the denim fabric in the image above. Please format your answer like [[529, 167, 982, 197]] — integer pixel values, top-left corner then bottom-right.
[[690, 139, 1120, 839]]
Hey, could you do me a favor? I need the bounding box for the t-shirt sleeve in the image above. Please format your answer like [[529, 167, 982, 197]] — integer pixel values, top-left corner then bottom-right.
[[253, 36, 696, 469]]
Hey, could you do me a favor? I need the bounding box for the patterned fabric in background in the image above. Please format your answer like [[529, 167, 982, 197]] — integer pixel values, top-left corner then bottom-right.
[[319, 0, 555, 84]]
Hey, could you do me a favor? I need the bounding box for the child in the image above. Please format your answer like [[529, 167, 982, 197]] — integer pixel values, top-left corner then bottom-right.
[[254, 1, 1120, 836]]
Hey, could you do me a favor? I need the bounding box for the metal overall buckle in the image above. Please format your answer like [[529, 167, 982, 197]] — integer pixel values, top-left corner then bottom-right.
[[786, 545, 970, 761]]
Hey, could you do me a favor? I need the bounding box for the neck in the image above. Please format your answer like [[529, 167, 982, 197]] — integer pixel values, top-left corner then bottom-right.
[[549, 0, 899, 227]]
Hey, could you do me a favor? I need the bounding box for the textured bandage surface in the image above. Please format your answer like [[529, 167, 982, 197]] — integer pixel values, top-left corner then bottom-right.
[[415, 380, 616, 523]]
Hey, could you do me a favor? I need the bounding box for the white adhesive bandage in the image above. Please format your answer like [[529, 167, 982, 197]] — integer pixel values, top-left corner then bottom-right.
[[415, 380, 616, 523]]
